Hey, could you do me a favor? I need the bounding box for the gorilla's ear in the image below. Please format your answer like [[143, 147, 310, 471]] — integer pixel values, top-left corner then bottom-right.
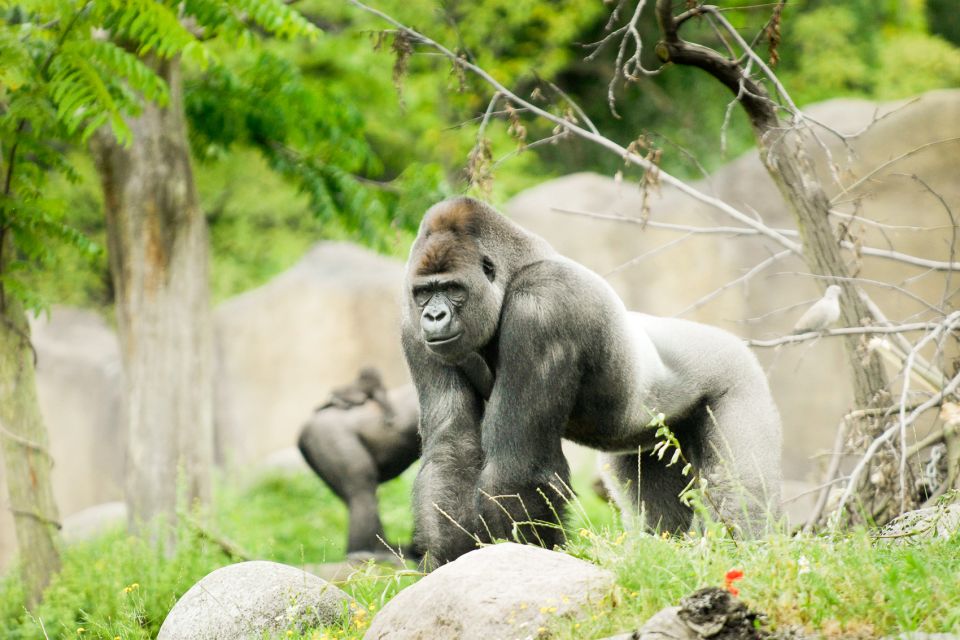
[[482, 256, 496, 282]]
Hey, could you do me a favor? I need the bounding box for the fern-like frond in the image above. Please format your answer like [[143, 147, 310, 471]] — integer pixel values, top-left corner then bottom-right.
[[48, 43, 130, 142], [229, 0, 320, 40], [92, 0, 207, 63], [0, 26, 34, 92], [75, 39, 170, 105], [181, 0, 248, 41]]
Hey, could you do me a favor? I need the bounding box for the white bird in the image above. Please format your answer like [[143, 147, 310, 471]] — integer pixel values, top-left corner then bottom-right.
[[792, 285, 842, 334]]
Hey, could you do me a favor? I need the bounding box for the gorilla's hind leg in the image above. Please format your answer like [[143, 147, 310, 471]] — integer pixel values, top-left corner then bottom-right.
[[298, 427, 385, 554], [601, 451, 694, 534]]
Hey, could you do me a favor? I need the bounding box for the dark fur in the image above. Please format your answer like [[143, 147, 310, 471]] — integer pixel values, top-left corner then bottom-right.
[[316, 367, 396, 426], [299, 384, 420, 556], [402, 198, 782, 568]]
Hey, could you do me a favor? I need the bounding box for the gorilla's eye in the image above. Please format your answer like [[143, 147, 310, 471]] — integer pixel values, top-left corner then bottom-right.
[[413, 287, 433, 307], [482, 256, 496, 282]]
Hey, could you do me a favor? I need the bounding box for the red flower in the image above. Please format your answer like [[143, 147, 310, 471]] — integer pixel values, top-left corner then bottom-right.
[[724, 569, 744, 596]]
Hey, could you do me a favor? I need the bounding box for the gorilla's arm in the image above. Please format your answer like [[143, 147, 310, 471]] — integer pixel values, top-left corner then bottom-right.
[[476, 262, 585, 547], [457, 352, 494, 400], [404, 333, 485, 568]]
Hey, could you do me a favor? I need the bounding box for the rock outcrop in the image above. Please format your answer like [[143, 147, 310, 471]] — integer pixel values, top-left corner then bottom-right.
[[157, 560, 353, 639], [364, 543, 614, 640]]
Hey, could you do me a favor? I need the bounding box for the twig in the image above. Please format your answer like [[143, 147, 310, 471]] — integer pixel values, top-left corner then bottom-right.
[[831, 137, 960, 203], [675, 249, 791, 318], [859, 294, 943, 388], [746, 322, 954, 348], [902, 173, 958, 313], [606, 0, 660, 117], [819, 96, 922, 143], [475, 91, 501, 141], [905, 422, 956, 460], [0, 424, 52, 457], [829, 208, 953, 233], [604, 233, 695, 277], [895, 311, 960, 511], [546, 81, 599, 135], [832, 368, 960, 525], [553, 206, 960, 271], [345, 0, 803, 256], [184, 514, 253, 561], [773, 271, 944, 315], [553, 206, 767, 236], [696, 5, 798, 114], [8, 507, 62, 529]]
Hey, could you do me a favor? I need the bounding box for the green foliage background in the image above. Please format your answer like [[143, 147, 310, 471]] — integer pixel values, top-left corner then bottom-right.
[[8, 0, 959, 309]]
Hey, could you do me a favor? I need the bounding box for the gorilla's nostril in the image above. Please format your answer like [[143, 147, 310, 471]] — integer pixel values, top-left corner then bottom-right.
[[424, 308, 447, 324]]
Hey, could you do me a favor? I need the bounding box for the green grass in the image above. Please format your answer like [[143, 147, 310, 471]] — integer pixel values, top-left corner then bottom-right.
[[555, 525, 960, 639], [1, 470, 957, 639]]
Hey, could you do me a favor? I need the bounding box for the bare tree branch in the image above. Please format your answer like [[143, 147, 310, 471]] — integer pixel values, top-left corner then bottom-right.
[[832, 362, 960, 525], [675, 249, 791, 318], [831, 137, 960, 203], [554, 206, 960, 271], [346, 0, 803, 255], [745, 322, 955, 348]]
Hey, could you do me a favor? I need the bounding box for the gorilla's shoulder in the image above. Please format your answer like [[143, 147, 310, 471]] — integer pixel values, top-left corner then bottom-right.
[[500, 259, 622, 330], [507, 258, 603, 295]]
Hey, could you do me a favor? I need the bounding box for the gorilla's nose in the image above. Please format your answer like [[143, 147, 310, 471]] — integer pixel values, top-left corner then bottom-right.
[[421, 306, 456, 342], [423, 308, 447, 324]]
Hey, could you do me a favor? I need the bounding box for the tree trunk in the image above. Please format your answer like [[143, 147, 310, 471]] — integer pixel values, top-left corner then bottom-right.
[[0, 234, 62, 606], [654, 0, 892, 524], [654, 3, 888, 410], [90, 56, 213, 538], [758, 132, 889, 409]]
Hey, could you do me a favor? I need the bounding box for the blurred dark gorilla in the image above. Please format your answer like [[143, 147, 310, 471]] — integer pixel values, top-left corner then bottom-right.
[[298, 379, 420, 557], [402, 197, 782, 568], [315, 366, 397, 426]]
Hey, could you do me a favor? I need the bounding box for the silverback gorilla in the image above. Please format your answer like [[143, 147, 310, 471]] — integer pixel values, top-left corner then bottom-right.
[[402, 197, 782, 568]]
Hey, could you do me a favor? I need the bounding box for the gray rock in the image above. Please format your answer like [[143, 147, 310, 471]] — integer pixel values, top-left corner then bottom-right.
[[61, 501, 127, 544], [214, 242, 410, 468], [363, 542, 614, 640], [158, 560, 353, 639]]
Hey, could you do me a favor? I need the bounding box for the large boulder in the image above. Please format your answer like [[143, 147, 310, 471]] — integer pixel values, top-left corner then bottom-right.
[[157, 560, 353, 639], [505, 89, 960, 482], [61, 501, 128, 544], [32, 307, 126, 506], [363, 543, 614, 640], [214, 242, 409, 466]]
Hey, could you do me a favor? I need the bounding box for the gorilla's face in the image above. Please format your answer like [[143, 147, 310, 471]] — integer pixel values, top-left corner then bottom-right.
[[408, 229, 502, 364]]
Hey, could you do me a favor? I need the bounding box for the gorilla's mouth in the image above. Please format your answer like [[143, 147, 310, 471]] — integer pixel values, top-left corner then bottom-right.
[[425, 332, 462, 347]]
